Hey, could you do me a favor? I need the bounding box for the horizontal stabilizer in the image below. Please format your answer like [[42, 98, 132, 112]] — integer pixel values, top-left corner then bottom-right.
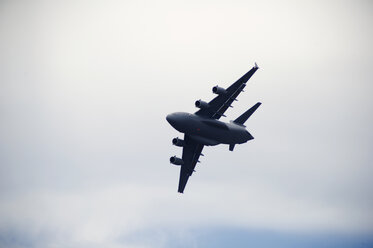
[[233, 102, 261, 125]]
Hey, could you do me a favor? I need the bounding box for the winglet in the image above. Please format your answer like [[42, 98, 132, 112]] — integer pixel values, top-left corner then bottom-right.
[[254, 62, 259, 69], [233, 102, 262, 126]]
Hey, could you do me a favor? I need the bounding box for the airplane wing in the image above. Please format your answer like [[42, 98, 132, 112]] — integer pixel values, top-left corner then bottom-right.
[[178, 135, 204, 193], [195, 64, 259, 119]]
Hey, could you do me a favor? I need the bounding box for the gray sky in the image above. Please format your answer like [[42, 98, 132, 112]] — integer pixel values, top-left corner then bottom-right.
[[0, 0, 372, 247]]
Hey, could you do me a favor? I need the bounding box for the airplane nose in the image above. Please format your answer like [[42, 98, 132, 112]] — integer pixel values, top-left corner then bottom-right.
[[166, 114, 175, 125], [166, 113, 183, 130]]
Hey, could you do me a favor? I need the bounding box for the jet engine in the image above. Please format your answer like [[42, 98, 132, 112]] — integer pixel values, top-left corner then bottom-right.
[[212, 86, 227, 95], [195, 99, 209, 109], [170, 156, 184, 165], [172, 137, 184, 147]]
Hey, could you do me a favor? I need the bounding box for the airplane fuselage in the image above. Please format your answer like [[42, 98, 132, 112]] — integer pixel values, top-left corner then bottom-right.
[[167, 64, 260, 193], [166, 112, 254, 146]]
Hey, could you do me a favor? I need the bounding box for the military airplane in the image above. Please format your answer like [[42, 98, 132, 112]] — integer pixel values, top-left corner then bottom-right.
[[166, 63, 261, 193]]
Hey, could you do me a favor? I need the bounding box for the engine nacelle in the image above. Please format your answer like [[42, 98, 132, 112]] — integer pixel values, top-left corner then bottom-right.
[[170, 156, 184, 166], [212, 85, 227, 95], [172, 137, 184, 147], [195, 99, 209, 109]]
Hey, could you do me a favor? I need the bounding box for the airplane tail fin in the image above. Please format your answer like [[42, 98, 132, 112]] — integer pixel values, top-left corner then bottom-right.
[[233, 102, 261, 126]]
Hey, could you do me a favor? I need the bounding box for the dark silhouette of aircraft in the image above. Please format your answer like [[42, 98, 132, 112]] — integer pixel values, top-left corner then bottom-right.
[[166, 63, 261, 193]]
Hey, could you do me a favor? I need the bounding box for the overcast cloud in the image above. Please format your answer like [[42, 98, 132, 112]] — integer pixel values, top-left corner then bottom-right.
[[0, 0, 372, 247]]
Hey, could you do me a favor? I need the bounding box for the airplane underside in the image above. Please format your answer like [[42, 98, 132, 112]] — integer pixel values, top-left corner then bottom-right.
[[167, 63, 261, 193]]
